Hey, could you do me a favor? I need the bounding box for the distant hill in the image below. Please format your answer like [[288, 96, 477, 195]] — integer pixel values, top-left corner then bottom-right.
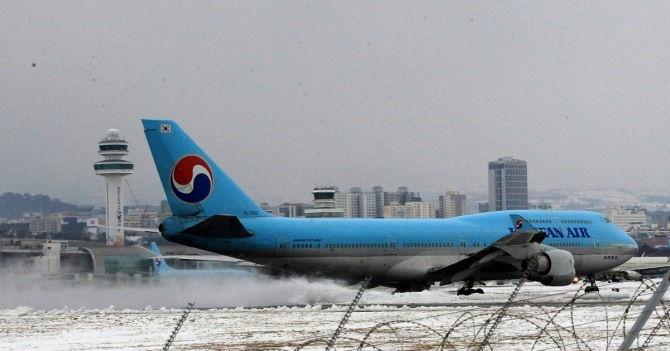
[[0, 192, 78, 218]]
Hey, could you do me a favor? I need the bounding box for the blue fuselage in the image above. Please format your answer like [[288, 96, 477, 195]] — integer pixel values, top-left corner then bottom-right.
[[162, 210, 637, 285]]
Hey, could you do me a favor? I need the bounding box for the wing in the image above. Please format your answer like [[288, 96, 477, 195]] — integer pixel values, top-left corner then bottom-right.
[[427, 214, 547, 285], [610, 256, 670, 279], [629, 265, 670, 276], [132, 244, 255, 265], [96, 225, 160, 233]]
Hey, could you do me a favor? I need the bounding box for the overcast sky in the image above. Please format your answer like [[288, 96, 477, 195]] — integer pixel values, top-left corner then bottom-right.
[[2, 1, 670, 207]]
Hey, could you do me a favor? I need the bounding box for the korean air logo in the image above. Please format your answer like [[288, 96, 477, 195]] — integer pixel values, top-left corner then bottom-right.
[[514, 219, 524, 229], [171, 155, 213, 203]]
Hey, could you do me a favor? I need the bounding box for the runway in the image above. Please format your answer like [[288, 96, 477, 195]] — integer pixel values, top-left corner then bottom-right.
[[1, 276, 669, 350]]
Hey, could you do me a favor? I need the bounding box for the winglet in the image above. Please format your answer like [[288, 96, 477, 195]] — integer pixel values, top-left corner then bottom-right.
[[509, 214, 539, 232]]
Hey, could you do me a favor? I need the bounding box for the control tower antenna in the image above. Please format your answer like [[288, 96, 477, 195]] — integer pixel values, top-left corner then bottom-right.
[[93, 129, 134, 245]]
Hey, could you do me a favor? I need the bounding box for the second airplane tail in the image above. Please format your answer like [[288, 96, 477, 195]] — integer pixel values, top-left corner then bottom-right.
[[150, 242, 175, 274], [142, 119, 270, 218]]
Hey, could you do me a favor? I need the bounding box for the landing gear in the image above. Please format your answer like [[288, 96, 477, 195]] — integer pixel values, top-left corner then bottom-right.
[[457, 280, 484, 296], [392, 282, 431, 294], [585, 274, 600, 293]]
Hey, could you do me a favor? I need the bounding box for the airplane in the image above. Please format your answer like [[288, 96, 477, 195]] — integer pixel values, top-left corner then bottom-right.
[[604, 239, 670, 281], [607, 256, 670, 281], [134, 242, 256, 278], [142, 119, 638, 294]]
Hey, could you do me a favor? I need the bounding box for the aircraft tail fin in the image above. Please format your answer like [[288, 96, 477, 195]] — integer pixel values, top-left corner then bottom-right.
[[142, 119, 271, 218], [150, 242, 175, 273]]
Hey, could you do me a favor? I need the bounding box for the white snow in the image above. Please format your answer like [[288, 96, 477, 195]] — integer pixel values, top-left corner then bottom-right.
[[1, 275, 668, 350]]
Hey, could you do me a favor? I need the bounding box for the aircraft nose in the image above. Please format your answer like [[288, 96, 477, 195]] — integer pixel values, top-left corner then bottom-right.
[[623, 243, 638, 256]]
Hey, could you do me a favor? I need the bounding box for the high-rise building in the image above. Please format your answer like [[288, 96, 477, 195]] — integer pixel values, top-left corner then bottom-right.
[[438, 191, 467, 218], [384, 187, 421, 206], [29, 214, 63, 234], [94, 129, 134, 245], [603, 206, 648, 231], [383, 201, 435, 219], [160, 200, 171, 217], [488, 157, 528, 211], [335, 187, 377, 218], [278, 202, 307, 217], [372, 186, 384, 218]]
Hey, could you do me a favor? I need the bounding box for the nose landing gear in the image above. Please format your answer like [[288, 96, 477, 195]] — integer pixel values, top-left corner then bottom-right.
[[457, 280, 484, 295], [584, 274, 600, 293]]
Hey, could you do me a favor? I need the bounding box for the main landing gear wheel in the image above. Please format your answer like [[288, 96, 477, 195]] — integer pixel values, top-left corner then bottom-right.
[[457, 280, 484, 296], [585, 274, 600, 293]]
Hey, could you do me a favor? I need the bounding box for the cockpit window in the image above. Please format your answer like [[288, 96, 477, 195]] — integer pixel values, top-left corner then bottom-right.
[[603, 217, 612, 223]]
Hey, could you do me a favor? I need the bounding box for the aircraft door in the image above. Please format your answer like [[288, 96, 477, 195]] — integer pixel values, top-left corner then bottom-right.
[[387, 235, 399, 255], [458, 234, 468, 257], [593, 240, 601, 254], [277, 236, 289, 257], [591, 230, 600, 255]]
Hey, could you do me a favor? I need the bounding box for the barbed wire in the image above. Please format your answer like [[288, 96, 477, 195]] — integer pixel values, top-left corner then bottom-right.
[[282, 279, 670, 351], [155, 279, 669, 350]]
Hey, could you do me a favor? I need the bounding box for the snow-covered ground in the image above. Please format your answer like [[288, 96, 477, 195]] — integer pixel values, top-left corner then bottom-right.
[[1, 275, 668, 350]]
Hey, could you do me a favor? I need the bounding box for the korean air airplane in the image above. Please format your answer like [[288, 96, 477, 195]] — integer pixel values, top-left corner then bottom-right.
[[144, 242, 253, 278], [143, 119, 638, 294]]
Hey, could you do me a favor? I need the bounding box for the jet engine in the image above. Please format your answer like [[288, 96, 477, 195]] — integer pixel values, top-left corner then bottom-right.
[[621, 270, 642, 281], [525, 249, 576, 286]]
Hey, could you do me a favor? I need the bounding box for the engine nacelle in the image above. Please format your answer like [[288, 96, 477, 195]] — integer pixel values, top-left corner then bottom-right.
[[525, 249, 576, 286], [622, 270, 643, 281]]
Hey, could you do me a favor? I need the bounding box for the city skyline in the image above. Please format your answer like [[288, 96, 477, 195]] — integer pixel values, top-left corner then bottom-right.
[[4, 183, 670, 217], [3, 3, 670, 207]]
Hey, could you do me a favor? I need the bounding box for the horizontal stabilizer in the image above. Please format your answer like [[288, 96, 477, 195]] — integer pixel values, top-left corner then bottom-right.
[[181, 215, 253, 238], [95, 225, 160, 233]]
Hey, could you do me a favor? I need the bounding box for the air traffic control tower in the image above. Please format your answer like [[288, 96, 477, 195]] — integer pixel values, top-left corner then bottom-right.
[[94, 129, 134, 246]]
